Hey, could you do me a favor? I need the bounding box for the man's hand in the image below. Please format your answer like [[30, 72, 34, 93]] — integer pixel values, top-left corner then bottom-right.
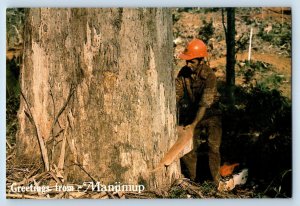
[[185, 106, 207, 131], [184, 123, 197, 131]]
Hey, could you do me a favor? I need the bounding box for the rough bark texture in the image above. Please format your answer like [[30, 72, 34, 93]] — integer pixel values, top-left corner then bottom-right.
[[17, 8, 180, 190]]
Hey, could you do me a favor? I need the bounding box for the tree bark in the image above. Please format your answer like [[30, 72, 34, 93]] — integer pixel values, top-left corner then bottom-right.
[[226, 8, 236, 106], [17, 8, 180, 190]]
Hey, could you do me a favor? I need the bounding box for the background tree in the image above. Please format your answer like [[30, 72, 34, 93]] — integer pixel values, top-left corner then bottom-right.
[[16, 8, 180, 190], [222, 8, 236, 106]]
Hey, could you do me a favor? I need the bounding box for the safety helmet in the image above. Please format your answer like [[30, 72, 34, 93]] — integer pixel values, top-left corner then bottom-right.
[[179, 38, 208, 60]]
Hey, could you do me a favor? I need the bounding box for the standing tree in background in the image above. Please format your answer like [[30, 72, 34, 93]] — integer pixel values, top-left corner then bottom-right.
[[16, 8, 180, 190], [225, 8, 236, 106]]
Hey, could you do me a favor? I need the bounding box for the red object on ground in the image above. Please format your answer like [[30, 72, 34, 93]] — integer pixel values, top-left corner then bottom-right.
[[219, 163, 240, 177]]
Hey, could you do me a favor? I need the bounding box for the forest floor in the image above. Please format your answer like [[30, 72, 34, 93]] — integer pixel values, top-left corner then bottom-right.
[[5, 145, 268, 199]]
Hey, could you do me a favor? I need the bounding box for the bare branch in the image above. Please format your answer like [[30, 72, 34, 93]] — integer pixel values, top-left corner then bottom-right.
[[6, 140, 12, 149], [58, 121, 69, 170], [73, 162, 97, 184], [48, 171, 63, 184], [53, 84, 77, 129], [222, 8, 227, 42], [20, 90, 50, 171], [48, 84, 77, 141], [6, 194, 46, 199], [12, 171, 48, 187]]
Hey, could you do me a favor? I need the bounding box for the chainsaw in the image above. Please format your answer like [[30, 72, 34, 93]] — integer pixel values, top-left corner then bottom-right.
[[151, 126, 194, 172]]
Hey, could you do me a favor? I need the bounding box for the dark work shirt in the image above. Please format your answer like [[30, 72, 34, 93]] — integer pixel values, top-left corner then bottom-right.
[[176, 63, 220, 123]]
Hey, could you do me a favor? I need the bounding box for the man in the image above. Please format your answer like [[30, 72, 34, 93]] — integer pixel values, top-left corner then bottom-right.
[[176, 38, 222, 184]]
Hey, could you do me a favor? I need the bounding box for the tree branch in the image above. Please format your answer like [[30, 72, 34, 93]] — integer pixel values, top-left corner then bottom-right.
[[222, 8, 227, 42], [48, 83, 77, 141], [72, 162, 97, 184], [58, 121, 69, 171], [20, 90, 50, 171]]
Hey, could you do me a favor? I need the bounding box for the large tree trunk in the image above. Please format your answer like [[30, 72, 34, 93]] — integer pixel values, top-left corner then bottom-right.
[[17, 8, 180, 190]]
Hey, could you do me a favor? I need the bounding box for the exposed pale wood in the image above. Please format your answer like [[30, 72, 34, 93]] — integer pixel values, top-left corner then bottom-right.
[[57, 122, 69, 171], [20, 90, 50, 171], [6, 140, 12, 149]]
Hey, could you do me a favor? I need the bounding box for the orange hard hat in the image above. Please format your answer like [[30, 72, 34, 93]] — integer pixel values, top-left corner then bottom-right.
[[179, 39, 208, 60]]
